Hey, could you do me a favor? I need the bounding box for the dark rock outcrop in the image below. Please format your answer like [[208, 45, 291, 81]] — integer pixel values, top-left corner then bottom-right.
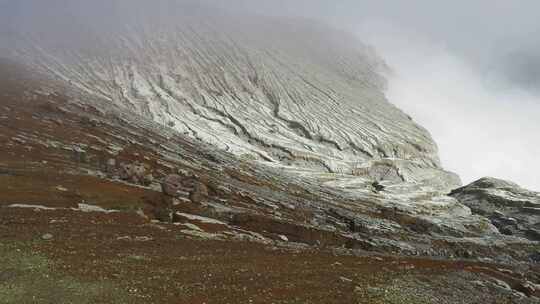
[[450, 177, 540, 241]]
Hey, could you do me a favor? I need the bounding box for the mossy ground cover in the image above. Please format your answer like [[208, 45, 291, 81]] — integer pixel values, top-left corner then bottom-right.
[[0, 242, 131, 304]]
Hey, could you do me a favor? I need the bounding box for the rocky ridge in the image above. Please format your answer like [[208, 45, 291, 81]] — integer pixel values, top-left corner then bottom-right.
[[451, 177, 540, 242]]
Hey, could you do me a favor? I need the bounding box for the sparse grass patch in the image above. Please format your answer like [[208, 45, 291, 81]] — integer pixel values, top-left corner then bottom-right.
[[0, 242, 133, 304]]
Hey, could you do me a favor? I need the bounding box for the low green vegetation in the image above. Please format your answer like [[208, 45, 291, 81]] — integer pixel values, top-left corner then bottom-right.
[[0, 242, 131, 304]]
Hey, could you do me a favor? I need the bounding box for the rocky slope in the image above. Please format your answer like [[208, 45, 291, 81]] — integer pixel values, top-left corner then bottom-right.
[[1, 58, 540, 303], [3, 1, 459, 190], [1, 2, 540, 303], [451, 177, 540, 242]]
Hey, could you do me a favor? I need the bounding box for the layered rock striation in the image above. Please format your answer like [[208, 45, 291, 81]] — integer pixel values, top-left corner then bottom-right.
[[3, 1, 458, 189], [6, 1, 539, 262], [451, 177, 540, 241]]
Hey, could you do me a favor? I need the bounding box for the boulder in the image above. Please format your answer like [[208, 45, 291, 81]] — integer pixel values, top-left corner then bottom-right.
[[161, 174, 185, 197], [189, 182, 209, 204], [161, 173, 209, 204], [41, 233, 54, 240], [143, 173, 154, 186], [119, 161, 151, 185], [118, 163, 133, 180], [106, 158, 117, 175]]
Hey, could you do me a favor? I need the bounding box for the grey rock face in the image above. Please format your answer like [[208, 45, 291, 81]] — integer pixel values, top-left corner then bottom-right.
[[5, 2, 457, 190], [450, 177, 540, 241]]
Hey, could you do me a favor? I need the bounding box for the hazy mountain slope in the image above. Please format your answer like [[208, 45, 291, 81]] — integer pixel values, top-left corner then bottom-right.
[[3, 1, 458, 189], [1, 58, 539, 303], [2, 3, 540, 302]]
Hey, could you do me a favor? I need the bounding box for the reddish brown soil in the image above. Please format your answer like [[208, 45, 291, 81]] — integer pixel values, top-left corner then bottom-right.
[[1, 206, 529, 304]]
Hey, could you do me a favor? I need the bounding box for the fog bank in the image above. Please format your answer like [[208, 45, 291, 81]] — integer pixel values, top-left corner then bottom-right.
[[358, 23, 540, 190]]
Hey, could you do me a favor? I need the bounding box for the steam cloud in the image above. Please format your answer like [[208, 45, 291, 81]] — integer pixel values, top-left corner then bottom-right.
[[359, 22, 540, 190], [213, 0, 540, 190]]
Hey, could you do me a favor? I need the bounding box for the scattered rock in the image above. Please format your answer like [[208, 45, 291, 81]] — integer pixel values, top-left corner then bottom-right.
[[72, 147, 87, 163], [399, 264, 415, 271], [119, 161, 152, 185], [136, 209, 149, 220], [134, 236, 153, 242], [161, 173, 208, 205], [116, 236, 153, 242], [339, 276, 353, 283], [41, 233, 54, 241], [143, 173, 154, 186], [179, 223, 204, 232], [189, 181, 209, 203], [161, 174, 185, 197], [106, 158, 117, 174], [78, 203, 114, 213], [55, 185, 68, 192], [173, 213, 227, 226], [492, 279, 511, 290], [497, 268, 515, 276], [492, 210, 505, 218], [80, 116, 100, 127], [127, 255, 147, 261], [455, 249, 474, 259], [472, 280, 486, 287]]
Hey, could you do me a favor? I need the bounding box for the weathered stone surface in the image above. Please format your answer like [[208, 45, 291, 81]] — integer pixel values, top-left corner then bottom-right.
[[450, 177, 540, 241], [5, 2, 458, 190]]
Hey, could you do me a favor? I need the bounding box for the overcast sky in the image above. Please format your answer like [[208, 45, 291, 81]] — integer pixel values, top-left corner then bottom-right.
[[3, 0, 539, 190], [210, 0, 540, 190]]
